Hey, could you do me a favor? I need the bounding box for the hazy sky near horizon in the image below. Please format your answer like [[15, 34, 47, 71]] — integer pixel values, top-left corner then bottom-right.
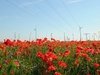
[[0, 0, 100, 41]]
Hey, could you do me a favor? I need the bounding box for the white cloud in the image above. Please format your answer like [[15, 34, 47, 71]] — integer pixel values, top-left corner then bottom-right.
[[68, 0, 83, 4]]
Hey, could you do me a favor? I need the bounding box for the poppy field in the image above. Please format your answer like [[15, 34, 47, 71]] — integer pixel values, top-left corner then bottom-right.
[[0, 38, 100, 75]]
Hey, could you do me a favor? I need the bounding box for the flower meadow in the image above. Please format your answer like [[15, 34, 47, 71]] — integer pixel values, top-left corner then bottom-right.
[[0, 38, 100, 75]]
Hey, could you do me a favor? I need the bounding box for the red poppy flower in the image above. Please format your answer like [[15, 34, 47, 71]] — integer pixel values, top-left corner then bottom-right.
[[82, 53, 88, 58], [47, 61, 53, 66], [76, 49, 81, 53], [15, 51, 21, 56], [48, 65, 56, 71], [55, 72, 62, 75], [4, 72, 7, 75], [10, 71, 15, 74], [44, 51, 58, 63], [0, 44, 5, 49], [97, 70, 100, 75], [63, 50, 70, 57], [4, 39, 13, 46], [77, 46, 83, 50], [94, 51, 99, 55], [58, 61, 67, 68], [37, 51, 45, 59], [75, 59, 79, 66], [14, 61, 19, 67], [86, 57, 91, 62], [51, 38, 55, 41], [84, 48, 89, 53], [86, 73, 91, 75], [94, 63, 99, 68], [46, 51, 58, 60]]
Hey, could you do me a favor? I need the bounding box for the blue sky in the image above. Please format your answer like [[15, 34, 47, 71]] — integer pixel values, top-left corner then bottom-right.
[[0, 0, 100, 41]]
